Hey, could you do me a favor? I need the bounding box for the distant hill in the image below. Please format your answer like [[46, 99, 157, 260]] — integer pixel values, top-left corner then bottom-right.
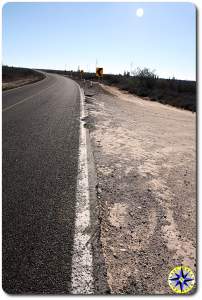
[[2, 66, 45, 90]]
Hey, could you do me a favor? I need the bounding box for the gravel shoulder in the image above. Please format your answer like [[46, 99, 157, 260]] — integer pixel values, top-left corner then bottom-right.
[[82, 81, 196, 295]]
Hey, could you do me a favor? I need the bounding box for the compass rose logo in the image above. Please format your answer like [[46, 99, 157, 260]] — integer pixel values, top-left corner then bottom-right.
[[168, 266, 195, 294]]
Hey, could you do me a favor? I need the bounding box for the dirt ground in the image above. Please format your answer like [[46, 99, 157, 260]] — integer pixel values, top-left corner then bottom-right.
[[2, 67, 45, 91], [82, 80, 196, 295]]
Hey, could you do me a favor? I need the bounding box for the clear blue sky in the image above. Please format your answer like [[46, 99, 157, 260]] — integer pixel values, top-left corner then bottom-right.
[[2, 2, 196, 80]]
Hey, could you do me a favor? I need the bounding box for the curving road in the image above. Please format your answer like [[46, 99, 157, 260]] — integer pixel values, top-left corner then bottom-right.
[[2, 73, 81, 293]]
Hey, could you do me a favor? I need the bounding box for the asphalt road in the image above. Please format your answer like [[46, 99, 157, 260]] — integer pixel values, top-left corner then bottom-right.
[[2, 73, 81, 294]]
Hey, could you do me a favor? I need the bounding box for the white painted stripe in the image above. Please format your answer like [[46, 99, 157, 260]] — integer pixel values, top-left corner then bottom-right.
[[71, 85, 94, 294], [2, 82, 56, 112]]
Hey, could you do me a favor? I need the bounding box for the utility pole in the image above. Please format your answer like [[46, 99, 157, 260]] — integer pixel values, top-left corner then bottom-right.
[[130, 62, 133, 76]]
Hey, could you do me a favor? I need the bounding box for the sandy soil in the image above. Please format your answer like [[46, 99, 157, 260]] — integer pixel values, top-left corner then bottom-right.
[[83, 81, 196, 295]]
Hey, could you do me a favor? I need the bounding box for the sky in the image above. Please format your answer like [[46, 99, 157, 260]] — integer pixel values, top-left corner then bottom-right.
[[2, 2, 196, 80]]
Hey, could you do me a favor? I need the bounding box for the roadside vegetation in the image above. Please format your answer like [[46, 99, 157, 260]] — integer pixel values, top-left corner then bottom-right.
[[44, 67, 196, 112], [102, 68, 196, 112], [2, 65, 45, 90]]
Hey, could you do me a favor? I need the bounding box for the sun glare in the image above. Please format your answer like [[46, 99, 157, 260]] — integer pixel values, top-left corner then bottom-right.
[[136, 8, 144, 17]]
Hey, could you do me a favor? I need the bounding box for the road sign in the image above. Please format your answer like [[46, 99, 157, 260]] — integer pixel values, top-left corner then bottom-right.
[[96, 67, 103, 77]]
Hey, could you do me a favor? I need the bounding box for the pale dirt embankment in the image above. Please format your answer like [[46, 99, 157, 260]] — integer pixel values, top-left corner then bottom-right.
[[2, 78, 40, 90], [2, 68, 45, 91], [83, 81, 196, 295]]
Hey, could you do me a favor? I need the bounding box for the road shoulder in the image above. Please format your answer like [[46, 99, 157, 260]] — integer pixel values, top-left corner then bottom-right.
[[82, 80, 196, 294]]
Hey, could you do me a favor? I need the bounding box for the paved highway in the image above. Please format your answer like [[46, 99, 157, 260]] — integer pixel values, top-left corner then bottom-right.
[[2, 73, 81, 293]]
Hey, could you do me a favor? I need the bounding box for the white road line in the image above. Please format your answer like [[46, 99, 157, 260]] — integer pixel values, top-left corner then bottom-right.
[[2, 82, 57, 112], [71, 85, 94, 294]]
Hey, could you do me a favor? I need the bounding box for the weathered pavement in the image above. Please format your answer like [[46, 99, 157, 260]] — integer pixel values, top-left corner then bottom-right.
[[82, 81, 196, 294], [2, 73, 109, 295], [2, 73, 81, 294]]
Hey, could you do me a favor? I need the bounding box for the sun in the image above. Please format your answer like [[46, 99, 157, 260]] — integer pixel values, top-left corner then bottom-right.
[[136, 8, 144, 18]]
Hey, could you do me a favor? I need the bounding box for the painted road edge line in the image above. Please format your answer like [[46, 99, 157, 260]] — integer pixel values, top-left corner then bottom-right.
[[70, 85, 94, 294]]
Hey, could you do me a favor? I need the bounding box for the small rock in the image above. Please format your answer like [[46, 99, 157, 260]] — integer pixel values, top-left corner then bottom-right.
[[97, 187, 102, 194]]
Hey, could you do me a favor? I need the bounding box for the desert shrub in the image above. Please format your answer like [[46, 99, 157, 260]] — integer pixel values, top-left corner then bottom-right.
[[42, 67, 196, 112]]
